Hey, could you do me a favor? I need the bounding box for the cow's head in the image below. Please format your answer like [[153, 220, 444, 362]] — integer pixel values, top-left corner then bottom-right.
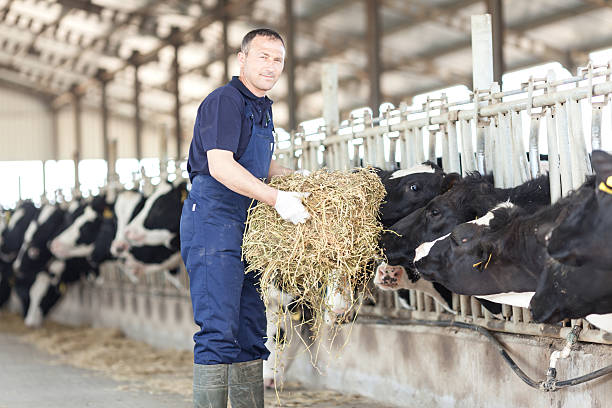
[[110, 190, 146, 257], [380, 172, 498, 273], [50, 195, 113, 260], [13, 204, 65, 275], [377, 162, 460, 228], [124, 181, 187, 249]]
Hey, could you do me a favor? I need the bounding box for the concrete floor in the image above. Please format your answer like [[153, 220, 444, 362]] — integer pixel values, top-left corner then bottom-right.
[[0, 332, 191, 408], [0, 331, 396, 408]]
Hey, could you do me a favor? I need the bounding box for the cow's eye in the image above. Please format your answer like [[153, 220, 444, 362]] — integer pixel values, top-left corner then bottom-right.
[[430, 208, 440, 217], [410, 184, 418, 191]]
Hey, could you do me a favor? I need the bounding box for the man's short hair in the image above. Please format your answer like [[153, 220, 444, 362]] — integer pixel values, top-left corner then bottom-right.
[[240, 28, 285, 55]]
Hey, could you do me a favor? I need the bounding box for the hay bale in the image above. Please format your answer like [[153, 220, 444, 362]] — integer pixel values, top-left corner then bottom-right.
[[243, 167, 385, 340]]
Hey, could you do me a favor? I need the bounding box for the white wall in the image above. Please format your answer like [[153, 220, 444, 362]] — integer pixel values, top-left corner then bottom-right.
[[0, 87, 53, 161]]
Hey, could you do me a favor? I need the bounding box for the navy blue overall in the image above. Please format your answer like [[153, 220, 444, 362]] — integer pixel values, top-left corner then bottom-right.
[[181, 103, 273, 365]]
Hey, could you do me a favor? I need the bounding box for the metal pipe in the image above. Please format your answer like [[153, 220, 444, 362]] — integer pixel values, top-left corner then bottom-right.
[[555, 101, 573, 196], [476, 125, 486, 174], [546, 108, 562, 203], [591, 105, 602, 151], [447, 121, 461, 174], [528, 116, 541, 178]]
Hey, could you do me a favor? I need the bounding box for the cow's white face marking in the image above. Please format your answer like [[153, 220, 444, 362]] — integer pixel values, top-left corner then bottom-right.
[[111, 191, 143, 256], [68, 200, 80, 214], [390, 164, 436, 179], [24, 272, 51, 327], [51, 206, 97, 259], [124, 182, 173, 246], [469, 202, 515, 227], [476, 292, 535, 308], [414, 233, 451, 263], [37, 205, 56, 226], [7, 208, 25, 230], [13, 221, 36, 272]]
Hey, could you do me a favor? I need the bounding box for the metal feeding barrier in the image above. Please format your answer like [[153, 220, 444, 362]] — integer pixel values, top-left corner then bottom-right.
[[273, 59, 612, 347]]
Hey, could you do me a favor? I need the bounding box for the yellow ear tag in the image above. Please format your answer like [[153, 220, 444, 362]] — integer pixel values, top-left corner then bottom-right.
[[103, 207, 114, 219], [599, 182, 612, 196], [180, 189, 187, 203], [607, 176, 612, 187], [59, 283, 67, 294]]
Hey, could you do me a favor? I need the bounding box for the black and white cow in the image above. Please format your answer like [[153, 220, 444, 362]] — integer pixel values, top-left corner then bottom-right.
[[380, 173, 551, 280], [326, 163, 461, 316], [118, 179, 188, 282], [529, 150, 612, 331], [0, 201, 40, 308], [16, 195, 114, 327], [412, 168, 610, 331], [376, 162, 461, 228], [12, 202, 68, 321]]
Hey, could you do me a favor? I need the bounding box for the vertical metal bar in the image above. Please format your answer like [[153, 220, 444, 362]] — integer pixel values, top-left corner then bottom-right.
[[511, 110, 529, 184], [528, 115, 541, 178], [51, 107, 59, 162], [131, 51, 142, 162], [366, 0, 381, 115], [460, 119, 476, 176], [388, 136, 398, 170], [285, 0, 297, 131], [441, 126, 450, 172], [376, 132, 386, 167], [470, 296, 482, 319], [592, 105, 602, 151], [172, 41, 182, 162], [476, 125, 486, 174], [415, 127, 425, 164], [460, 295, 471, 318], [97, 73, 110, 180], [471, 14, 494, 91], [400, 128, 409, 169], [546, 108, 562, 203], [353, 141, 360, 168], [486, 0, 504, 85], [499, 113, 514, 188], [486, 119, 495, 177], [568, 98, 592, 184], [406, 128, 417, 167], [447, 121, 461, 174], [512, 306, 522, 324], [555, 101, 573, 196], [427, 128, 436, 163], [322, 63, 339, 144], [72, 86, 82, 191]]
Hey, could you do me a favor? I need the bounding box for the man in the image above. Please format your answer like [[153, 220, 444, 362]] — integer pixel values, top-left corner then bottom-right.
[[180, 28, 309, 408]]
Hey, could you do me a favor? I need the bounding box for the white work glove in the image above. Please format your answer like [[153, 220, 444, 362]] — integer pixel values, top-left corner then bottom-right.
[[295, 169, 311, 176], [274, 190, 311, 224]]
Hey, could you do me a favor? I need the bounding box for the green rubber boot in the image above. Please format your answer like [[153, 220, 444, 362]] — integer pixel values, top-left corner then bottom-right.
[[228, 359, 265, 408], [193, 363, 229, 408]]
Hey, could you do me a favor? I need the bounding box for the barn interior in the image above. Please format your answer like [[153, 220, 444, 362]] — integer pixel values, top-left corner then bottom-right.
[[1, 0, 612, 407]]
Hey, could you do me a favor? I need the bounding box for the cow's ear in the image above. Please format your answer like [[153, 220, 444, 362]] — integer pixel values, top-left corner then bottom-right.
[[103, 206, 114, 220], [441, 173, 461, 193], [591, 150, 612, 187]]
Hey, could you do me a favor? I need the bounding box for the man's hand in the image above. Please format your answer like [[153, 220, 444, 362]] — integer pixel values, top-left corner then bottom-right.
[[274, 191, 311, 224], [294, 169, 311, 176]]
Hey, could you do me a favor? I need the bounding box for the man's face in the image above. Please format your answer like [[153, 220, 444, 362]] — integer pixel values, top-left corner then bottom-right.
[[238, 35, 285, 97]]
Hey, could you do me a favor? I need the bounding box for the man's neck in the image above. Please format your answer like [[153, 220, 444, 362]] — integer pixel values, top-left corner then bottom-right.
[[238, 75, 265, 98]]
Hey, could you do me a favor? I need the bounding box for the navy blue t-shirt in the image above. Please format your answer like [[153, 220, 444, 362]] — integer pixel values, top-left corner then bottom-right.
[[187, 76, 274, 181]]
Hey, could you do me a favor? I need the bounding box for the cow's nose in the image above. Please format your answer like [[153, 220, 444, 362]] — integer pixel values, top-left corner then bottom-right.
[[50, 240, 65, 256], [114, 241, 128, 253], [125, 228, 144, 243]]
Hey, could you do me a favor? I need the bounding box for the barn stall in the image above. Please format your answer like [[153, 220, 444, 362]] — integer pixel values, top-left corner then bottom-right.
[[1, 1, 612, 407]]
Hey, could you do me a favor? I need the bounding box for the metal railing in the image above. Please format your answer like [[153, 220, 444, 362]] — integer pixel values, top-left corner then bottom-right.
[[273, 61, 612, 346]]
